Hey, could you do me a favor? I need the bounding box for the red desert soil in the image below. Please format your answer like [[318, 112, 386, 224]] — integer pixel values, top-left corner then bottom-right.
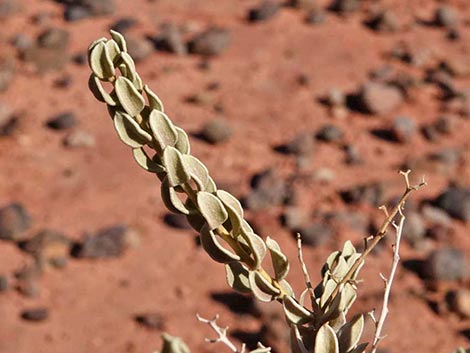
[[0, 0, 469, 352]]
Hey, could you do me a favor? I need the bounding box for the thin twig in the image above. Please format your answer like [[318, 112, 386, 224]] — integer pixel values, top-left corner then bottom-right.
[[196, 314, 245, 353], [370, 205, 406, 353], [296, 234, 319, 311], [322, 170, 426, 310]]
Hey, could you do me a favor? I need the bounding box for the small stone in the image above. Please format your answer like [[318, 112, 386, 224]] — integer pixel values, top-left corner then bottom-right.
[[126, 36, 153, 62], [330, 0, 360, 13], [135, 312, 164, 330], [189, 28, 231, 56], [0, 0, 20, 19], [245, 168, 289, 211], [21, 308, 49, 322], [63, 130, 95, 148], [282, 207, 309, 231], [200, 118, 233, 144], [421, 205, 452, 227], [0, 203, 31, 241], [424, 248, 466, 281], [0, 275, 9, 292], [316, 124, 343, 142], [285, 133, 315, 157], [0, 56, 14, 92], [37, 28, 70, 50], [16, 278, 40, 298], [0, 103, 17, 136], [248, 1, 280, 22], [433, 115, 454, 135], [402, 212, 426, 246], [110, 17, 137, 33], [305, 7, 326, 24], [366, 10, 399, 33], [81, 0, 115, 16], [325, 89, 345, 107], [20, 229, 71, 267], [64, 5, 91, 21], [449, 289, 470, 317], [46, 112, 77, 130], [289, 0, 316, 10], [434, 6, 458, 28], [162, 213, 191, 230], [435, 186, 470, 221], [298, 223, 333, 247], [73, 225, 137, 259], [155, 23, 187, 55], [343, 144, 362, 165], [11, 34, 32, 51], [359, 82, 404, 115], [390, 116, 416, 143], [340, 182, 385, 206]]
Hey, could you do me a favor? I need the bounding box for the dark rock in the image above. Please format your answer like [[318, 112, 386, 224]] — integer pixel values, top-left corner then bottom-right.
[[135, 312, 164, 330], [0, 56, 14, 92], [37, 28, 70, 50], [0, 203, 31, 241], [402, 212, 426, 246], [46, 112, 77, 130], [0, 275, 9, 292], [340, 182, 385, 206], [434, 6, 458, 28], [81, 0, 115, 16], [421, 205, 452, 227], [189, 27, 231, 56], [449, 289, 470, 317], [390, 116, 416, 143], [306, 7, 327, 24], [11, 34, 32, 51], [64, 5, 90, 21], [289, 0, 316, 9], [155, 23, 187, 55], [316, 124, 343, 142], [325, 210, 369, 233], [343, 144, 362, 165], [298, 223, 333, 247], [329, 0, 360, 13], [435, 186, 470, 221], [199, 118, 233, 144], [110, 17, 137, 33], [73, 225, 137, 259], [63, 130, 95, 148], [21, 308, 49, 322], [72, 52, 87, 65], [20, 229, 71, 267], [163, 213, 191, 230], [447, 28, 460, 41], [423, 248, 466, 281], [0, 0, 20, 19], [16, 278, 40, 298], [245, 169, 289, 211], [126, 36, 153, 62], [284, 133, 315, 157], [433, 115, 455, 135], [366, 10, 399, 33], [248, 1, 280, 22], [359, 82, 404, 115]]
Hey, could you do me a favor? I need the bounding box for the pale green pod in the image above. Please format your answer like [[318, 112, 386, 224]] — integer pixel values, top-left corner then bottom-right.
[[161, 333, 190, 353], [225, 262, 251, 293], [282, 295, 314, 325], [120, 51, 136, 82], [113, 111, 152, 148], [266, 237, 289, 281], [89, 41, 115, 80], [240, 230, 267, 269], [279, 279, 295, 297], [216, 190, 243, 235], [132, 147, 165, 173], [160, 178, 190, 215], [88, 74, 117, 106], [331, 257, 349, 281], [341, 240, 356, 258], [174, 127, 190, 154], [338, 283, 357, 313], [320, 279, 337, 308], [314, 324, 339, 353], [110, 30, 127, 52], [329, 312, 346, 333], [197, 191, 228, 230], [204, 177, 217, 193], [182, 155, 210, 191], [88, 37, 107, 52], [114, 76, 145, 117], [133, 72, 143, 91], [149, 109, 178, 150], [322, 251, 340, 277], [144, 84, 164, 112], [248, 271, 280, 302], [106, 40, 121, 62], [338, 314, 364, 353], [200, 224, 241, 264], [162, 146, 191, 187]]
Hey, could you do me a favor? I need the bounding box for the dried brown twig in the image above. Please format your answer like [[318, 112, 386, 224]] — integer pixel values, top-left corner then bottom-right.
[[196, 314, 245, 353]]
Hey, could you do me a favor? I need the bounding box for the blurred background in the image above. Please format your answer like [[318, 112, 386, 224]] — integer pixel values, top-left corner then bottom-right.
[[0, 0, 469, 352]]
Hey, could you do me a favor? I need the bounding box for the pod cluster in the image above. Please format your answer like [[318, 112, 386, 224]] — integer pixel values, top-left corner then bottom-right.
[[88, 31, 367, 353]]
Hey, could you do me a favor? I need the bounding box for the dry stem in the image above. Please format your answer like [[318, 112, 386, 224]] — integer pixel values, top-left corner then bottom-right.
[[196, 314, 245, 353]]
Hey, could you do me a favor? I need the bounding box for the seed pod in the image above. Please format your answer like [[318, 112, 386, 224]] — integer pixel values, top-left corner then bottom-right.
[[88, 74, 117, 106], [266, 237, 289, 281], [113, 111, 152, 148], [144, 85, 164, 112], [89, 41, 115, 80], [197, 192, 228, 230], [162, 146, 191, 187], [149, 109, 178, 150], [200, 224, 240, 263], [314, 324, 339, 353], [225, 262, 251, 293], [115, 76, 145, 117]]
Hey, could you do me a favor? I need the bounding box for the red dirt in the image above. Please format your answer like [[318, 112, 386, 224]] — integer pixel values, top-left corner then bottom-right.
[[0, 1, 469, 352]]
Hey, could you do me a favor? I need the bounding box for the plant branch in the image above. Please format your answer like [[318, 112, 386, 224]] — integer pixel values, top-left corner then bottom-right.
[[296, 233, 320, 312], [196, 314, 245, 353], [322, 170, 426, 310], [370, 205, 406, 353]]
